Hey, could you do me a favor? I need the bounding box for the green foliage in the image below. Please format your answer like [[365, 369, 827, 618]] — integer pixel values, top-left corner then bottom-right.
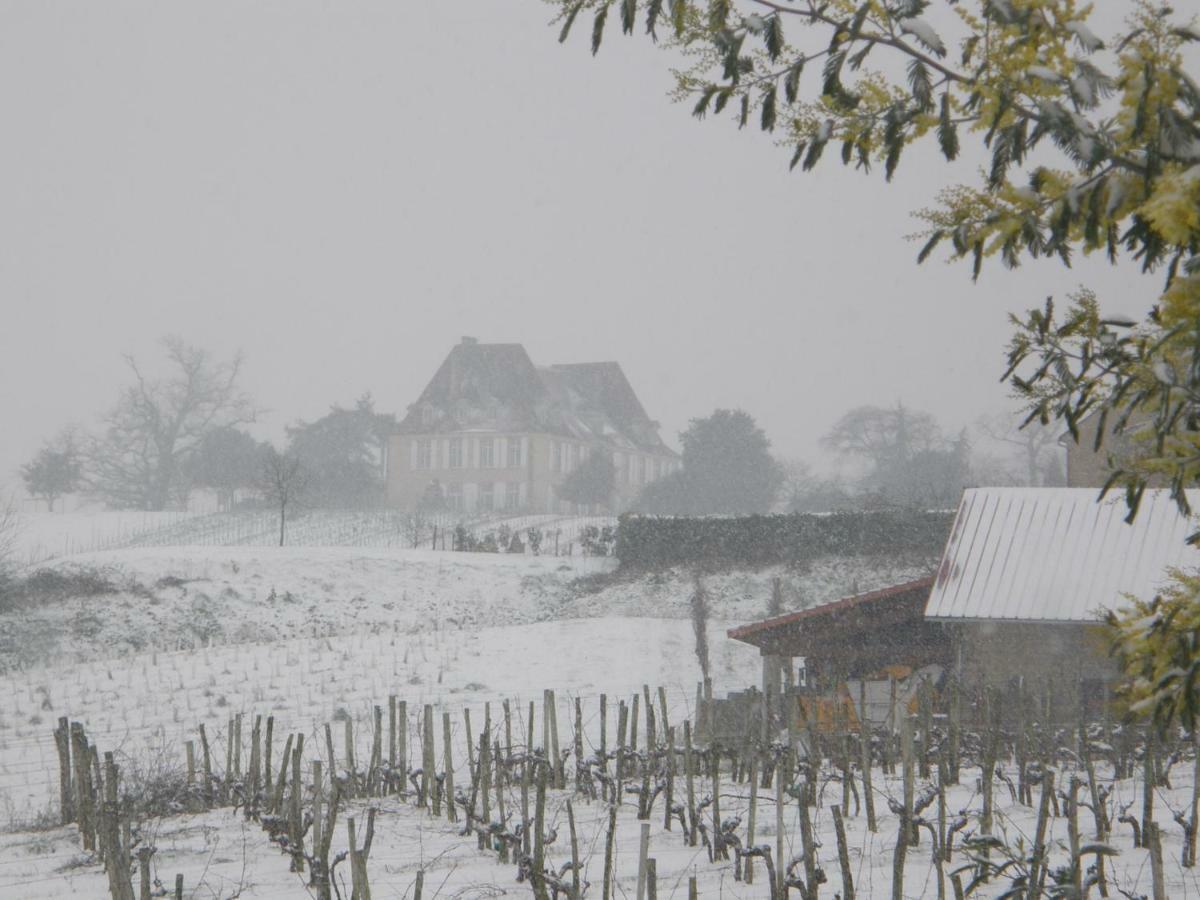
[[637, 408, 783, 514], [21, 434, 82, 512], [557, 450, 617, 507], [185, 426, 262, 510], [286, 394, 397, 509], [614, 509, 953, 569], [579, 523, 618, 556], [1107, 569, 1200, 731], [553, 1, 1199, 281], [821, 404, 971, 509]]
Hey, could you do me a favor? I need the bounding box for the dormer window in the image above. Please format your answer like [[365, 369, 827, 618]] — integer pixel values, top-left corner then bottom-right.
[[420, 405, 434, 427]]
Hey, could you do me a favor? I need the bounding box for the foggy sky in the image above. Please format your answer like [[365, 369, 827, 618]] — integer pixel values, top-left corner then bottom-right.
[[0, 2, 1153, 495]]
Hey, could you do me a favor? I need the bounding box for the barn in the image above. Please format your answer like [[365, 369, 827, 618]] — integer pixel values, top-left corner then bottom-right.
[[728, 487, 1200, 722]]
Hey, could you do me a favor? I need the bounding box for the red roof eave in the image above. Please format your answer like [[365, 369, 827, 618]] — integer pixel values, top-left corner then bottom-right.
[[726, 576, 935, 643]]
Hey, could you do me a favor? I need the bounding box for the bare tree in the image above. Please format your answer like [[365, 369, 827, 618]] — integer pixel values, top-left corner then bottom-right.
[[0, 495, 23, 589], [86, 337, 256, 510], [258, 448, 308, 547], [975, 412, 1065, 487]]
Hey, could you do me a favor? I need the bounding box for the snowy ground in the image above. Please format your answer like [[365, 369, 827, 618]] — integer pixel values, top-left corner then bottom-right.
[[10, 510, 202, 567], [0, 521, 961, 898], [0, 545, 932, 672]]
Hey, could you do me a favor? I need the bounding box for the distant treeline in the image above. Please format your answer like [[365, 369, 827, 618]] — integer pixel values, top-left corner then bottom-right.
[[614, 510, 955, 569]]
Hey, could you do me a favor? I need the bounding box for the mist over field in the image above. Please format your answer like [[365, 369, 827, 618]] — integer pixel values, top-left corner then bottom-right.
[[1, 2, 1199, 899]]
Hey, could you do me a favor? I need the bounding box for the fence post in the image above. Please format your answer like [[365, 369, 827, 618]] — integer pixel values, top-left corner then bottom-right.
[[54, 717, 73, 825]]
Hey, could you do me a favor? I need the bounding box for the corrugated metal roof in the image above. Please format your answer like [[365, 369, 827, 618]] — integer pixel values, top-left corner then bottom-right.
[[926, 488, 1200, 622]]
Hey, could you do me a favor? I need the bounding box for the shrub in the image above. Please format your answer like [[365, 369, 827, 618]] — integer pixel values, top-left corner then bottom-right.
[[614, 510, 953, 570]]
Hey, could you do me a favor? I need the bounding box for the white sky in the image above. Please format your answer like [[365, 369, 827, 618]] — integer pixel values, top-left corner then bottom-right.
[[0, 2, 1156, 491]]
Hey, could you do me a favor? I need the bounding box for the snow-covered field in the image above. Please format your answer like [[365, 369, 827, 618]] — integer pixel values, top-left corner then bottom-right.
[[10, 510, 202, 567], [0, 518, 1002, 899], [0, 545, 931, 672]]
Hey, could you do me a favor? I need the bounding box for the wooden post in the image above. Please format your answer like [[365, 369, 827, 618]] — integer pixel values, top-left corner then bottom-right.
[[636, 822, 651, 900], [265, 715, 274, 791], [102, 752, 135, 900], [574, 697, 585, 795], [832, 804, 855, 900], [531, 761, 551, 900], [947, 673, 961, 784], [199, 723, 214, 810], [54, 717, 73, 825], [479, 723, 492, 828], [746, 752, 758, 884], [494, 739, 508, 861], [369, 705, 383, 796], [1143, 727, 1156, 849], [684, 719, 696, 846], [520, 735, 531, 856], [568, 799, 581, 900], [421, 704, 434, 810], [663, 725, 675, 831], [272, 733, 293, 816], [711, 744, 726, 860], [245, 717, 261, 818], [290, 735, 305, 873], [599, 693, 609, 803], [798, 765, 818, 899], [1067, 777, 1082, 896], [643, 684, 656, 751], [616, 701, 628, 807], [860, 683, 877, 833], [443, 712, 457, 823], [549, 692, 563, 789], [1188, 727, 1200, 867], [775, 750, 787, 900], [345, 717, 358, 798], [504, 698, 513, 762], [348, 809, 376, 900], [1149, 822, 1167, 900], [397, 700, 408, 799], [1028, 768, 1055, 898], [891, 714, 914, 900], [646, 858, 657, 900], [185, 740, 197, 811], [137, 847, 155, 900], [603, 801, 617, 900], [388, 696, 397, 791]]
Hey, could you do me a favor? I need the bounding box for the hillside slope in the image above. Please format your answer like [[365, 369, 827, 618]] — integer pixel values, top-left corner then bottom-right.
[[0, 546, 934, 670]]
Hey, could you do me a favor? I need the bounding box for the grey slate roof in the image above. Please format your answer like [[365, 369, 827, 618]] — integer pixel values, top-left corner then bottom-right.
[[397, 339, 674, 455]]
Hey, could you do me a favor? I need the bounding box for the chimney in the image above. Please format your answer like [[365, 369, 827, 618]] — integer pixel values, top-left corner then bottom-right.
[[461, 336, 478, 345]]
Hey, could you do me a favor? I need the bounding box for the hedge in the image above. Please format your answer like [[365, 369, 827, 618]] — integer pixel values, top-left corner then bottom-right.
[[614, 510, 955, 570]]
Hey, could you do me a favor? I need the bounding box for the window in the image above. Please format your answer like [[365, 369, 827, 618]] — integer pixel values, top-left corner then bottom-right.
[[416, 439, 432, 469], [480, 438, 495, 469], [479, 482, 494, 512], [647, 459, 657, 481], [447, 482, 462, 511], [551, 441, 561, 473], [636, 456, 645, 484], [566, 444, 577, 472], [448, 438, 463, 469], [507, 482, 521, 510], [508, 437, 522, 468]]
